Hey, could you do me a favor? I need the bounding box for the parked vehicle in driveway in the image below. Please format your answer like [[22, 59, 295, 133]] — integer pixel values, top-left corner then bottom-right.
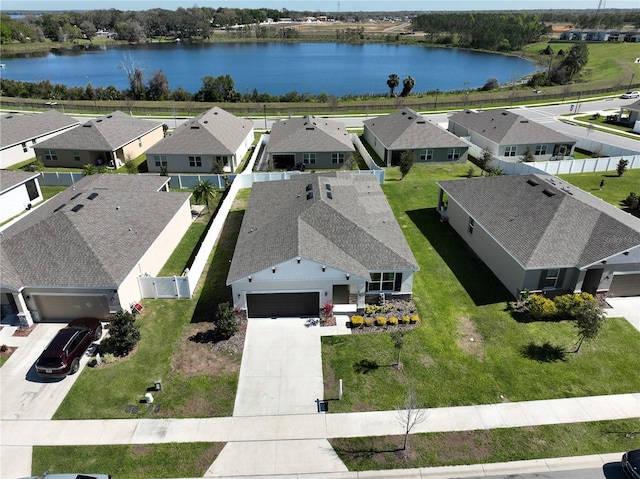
[[623, 449, 640, 479], [35, 318, 102, 378], [621, 91, 640, 99]]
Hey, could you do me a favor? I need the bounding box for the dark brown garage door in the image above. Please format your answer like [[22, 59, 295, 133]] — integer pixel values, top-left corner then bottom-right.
[[247, 292, 319, 318], [33, 294, 110, 322], [608, 274, 640, 297]]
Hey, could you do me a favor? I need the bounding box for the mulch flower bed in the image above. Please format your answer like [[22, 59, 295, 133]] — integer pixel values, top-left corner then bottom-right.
[[347, 299, 421, 334], [13, 324, 37, 337]]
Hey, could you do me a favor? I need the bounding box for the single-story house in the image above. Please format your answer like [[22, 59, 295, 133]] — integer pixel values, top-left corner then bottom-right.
[[34, 111, 164, 169], [0, 175, 192, 323], [436, 174, 640, 298], [266, 115, 355, 170], [363, 107, 469, 166], [448, 109, 576, 161], [0, 110, 79, 168], [0, 171, 44, 224], [145, 106, 254, 173], [622, 99, 640, 127], [227, 172, 419, 318]]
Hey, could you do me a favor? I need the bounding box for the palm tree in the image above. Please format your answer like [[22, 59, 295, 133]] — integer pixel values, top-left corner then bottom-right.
[[192, 179, 216, 212], [387, 74, 400, 97], [401, 76, 415, 97]]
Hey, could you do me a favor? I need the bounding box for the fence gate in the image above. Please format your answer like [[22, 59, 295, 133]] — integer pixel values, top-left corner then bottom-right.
[[138, 276, 191, 299]]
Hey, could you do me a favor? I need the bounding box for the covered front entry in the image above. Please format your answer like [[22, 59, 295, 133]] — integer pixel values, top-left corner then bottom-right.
[[246, 292, 319, 318], [33, 294, 110, 322], [608, 273, 640, 297]]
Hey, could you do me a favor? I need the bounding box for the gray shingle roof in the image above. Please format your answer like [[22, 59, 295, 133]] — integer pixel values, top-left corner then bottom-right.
[[437, 174, 640, 269], [145, 107, 253, 156], [448, 109, 575, 145], [34, 111, 162, 152], [1, 175, 191, 290], [1, 171, 41, 194], [626, 99, 640, 112], [363, 107, 467, 150], [1, 110, 79, 149], [227, 173, 418, 283], [267, 116, 355, 154]]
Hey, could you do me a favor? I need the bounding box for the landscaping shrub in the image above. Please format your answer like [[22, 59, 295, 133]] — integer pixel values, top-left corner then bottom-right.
[[410, 315, 420, 324], [527, 294, 557, 319], [622, 192, 639, 210], [350, 315, 364, 328], [376, 316, 387, 327], [103, 309, 141, 357], [364, 317, 374, 327], [365, 304, 382, 315], [401, 315, 411, 325], [388, 317, 399, 325], [553, 292, 598, 320], [214, 302, 238, 340]]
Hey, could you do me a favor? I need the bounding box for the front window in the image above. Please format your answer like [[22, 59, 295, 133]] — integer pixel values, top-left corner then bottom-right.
[[303, 153, 316, 164], [189, 156, 202, 167], [420, 149, 433, 161], [73, 151, 81, 161], [535, 145, 547, 155], [447, 148, 461, 160], [467, 217, 475, 235], [367, 272, 400, 292], [542, 268, 560, 288], [45, 150, 57, 161], [505, 146, 517, 157], [332, 153, 345, 164]]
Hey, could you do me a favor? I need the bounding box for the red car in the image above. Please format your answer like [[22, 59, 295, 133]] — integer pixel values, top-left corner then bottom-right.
[[35, 318, 102, 378]]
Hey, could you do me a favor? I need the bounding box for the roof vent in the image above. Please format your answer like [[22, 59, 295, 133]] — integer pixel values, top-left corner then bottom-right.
[[501, 112, 508, 115], [402, 111, 407, 115], [325, 184, 331, 190], [526, 178, 539, 186], [542, 189, 556, 197], [107, 115, 112, 118], [71, 204, 84, 212], [54, 204, 66, 212], [83, 124, 92, 127], [306, 191, 314, 200], [190, 126, 200, 129], [96, 119, 102, 123], [5, 115, 12, 119], [203, 120, 208, 124], [417, 120, 426, 124], [327, 192, 333, 199], [88, 192, 99, 200], [71, 192, 82, 200], [306, 127, 315, 130], [306, 184, 313, 191], [520, 120, 529, 123]]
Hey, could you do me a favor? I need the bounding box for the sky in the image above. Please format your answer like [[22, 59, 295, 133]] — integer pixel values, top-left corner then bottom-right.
[[2, 0, 639, 11]]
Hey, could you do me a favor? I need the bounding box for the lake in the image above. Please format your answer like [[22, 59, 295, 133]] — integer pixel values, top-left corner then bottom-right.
[[0, 42, 538, 97]]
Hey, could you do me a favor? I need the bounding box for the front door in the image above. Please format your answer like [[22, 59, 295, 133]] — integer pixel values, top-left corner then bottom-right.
[[582, 268, 603, 294]]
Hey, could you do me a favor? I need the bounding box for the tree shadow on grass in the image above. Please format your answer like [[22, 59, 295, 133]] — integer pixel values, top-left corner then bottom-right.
[[332, 442, 402, 459], [521, 342, 567, 362], [353, 358, 380, 374], [189, 328, 228, 344], [191, 209, 245, 323], [406, 208, 512, 306]]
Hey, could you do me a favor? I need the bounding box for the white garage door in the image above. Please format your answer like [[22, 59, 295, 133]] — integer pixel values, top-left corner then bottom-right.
[[34, 294, 110, 322], [608, 274, 640, 297]]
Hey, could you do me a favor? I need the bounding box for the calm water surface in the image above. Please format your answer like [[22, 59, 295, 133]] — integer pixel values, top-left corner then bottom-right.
[[0, 42, 538, 96]]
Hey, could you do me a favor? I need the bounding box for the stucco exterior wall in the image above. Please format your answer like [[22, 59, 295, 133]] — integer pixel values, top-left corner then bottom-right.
[[0, 179, 43, 224], [121, 127, 164, 163], [0, 124, 79, 168], [269, 150, 354, 169], [363, 126, 387, 164]]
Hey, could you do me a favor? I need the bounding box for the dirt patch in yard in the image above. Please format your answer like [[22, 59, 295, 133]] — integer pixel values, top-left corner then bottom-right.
[[456, 316, 484, 361], [13, 324, 37, 337], [171, 320, 246, 377], [0, 345, 17, 359]]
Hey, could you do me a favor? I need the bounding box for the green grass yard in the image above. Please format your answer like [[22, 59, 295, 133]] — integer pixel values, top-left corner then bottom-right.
[[322, 162, 640, 412], [31, 443, 223, 479]]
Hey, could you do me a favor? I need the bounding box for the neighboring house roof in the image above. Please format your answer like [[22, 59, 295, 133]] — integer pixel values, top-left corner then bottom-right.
[[35, 111, 162, 152], [448, 109, 575, 146], [0, 110, 79, 149], [146, 106, 253, 156], [363, 107, 467, 150], [267, 115, 355, 153], [1, 175, 190, 290], [1, 171, 40, 193], [626, 99, 640, 112], [438, 174, 640, 270], [227, 172, 418, 283]]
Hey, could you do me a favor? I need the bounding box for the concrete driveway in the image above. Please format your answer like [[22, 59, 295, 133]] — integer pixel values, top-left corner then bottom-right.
[[0, 321, 100, 420], [233, 317, 325, 417], [606, 297, 640, 332]]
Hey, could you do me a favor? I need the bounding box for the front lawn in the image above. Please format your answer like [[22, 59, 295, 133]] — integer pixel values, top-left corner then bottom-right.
[[322, 163, 640, 412], [32, 443, 223, 479], [54, 191, 249, 419]]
